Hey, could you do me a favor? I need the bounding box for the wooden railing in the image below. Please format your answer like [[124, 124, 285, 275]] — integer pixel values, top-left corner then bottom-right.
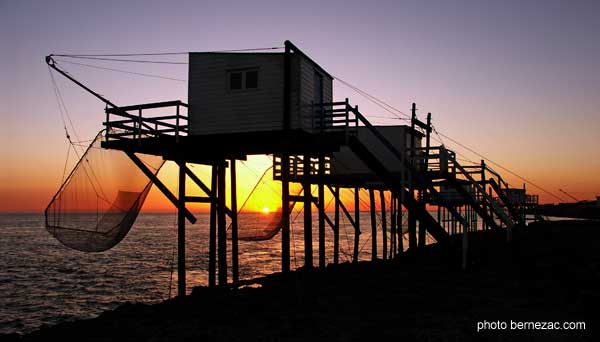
[[104, 100, 189, 143], [273, 155, 331, 180], [410, 146, 456, 175], [312, 100, 358, 136]]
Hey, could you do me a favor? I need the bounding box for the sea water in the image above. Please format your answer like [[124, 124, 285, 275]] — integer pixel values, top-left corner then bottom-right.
[[1, 211, 399, 335]]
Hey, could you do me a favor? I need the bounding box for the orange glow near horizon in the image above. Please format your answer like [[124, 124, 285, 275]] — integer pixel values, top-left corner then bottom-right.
[[1, 153, 599, 214]]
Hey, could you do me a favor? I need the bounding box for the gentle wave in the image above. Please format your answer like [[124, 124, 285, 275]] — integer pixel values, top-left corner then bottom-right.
[[1, 212, 391, 335]]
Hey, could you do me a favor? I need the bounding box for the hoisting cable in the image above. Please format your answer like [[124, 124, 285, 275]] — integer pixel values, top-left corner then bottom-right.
[[333, 74, 564, 202], [53, 46, 283, 58], [54, 59, 187, 82]]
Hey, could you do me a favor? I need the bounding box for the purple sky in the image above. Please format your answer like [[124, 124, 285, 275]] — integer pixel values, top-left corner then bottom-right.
[[1, 0, 599, 210]]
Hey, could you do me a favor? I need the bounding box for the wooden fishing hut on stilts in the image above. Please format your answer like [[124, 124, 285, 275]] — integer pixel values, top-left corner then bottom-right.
[[46, 40, 539, 297]]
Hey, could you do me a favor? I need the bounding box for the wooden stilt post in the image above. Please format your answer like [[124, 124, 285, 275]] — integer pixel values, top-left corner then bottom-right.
[[408, 103, 417, 250], [281, 154, 291, 272], [230, 159, 239, 287], [217, 161, 227, 286], [282, 41, 291, 273], [398, 194, 404, 253], [380, 190, 387, 261], [318, 156, 326, 268], [334, 186, 340, 265], [177, 161, 186, 296], [462, 205, 470, 270], [208, 164, 217, 287], [418, 112, 431, 248], [390, 193, 396, 258], [303, 156, 313, 267], [450, 207, 453, 233], [408, 213, 417, 250], [522, 183, 526, 224], [442, 206, 445, 232], [369, 188, 377, 261], [481, 160, 487, 231], [353, 187, 360, 263], [437, 205, 442, 232]]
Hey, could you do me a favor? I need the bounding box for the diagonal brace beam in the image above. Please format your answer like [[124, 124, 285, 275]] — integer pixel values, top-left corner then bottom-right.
[[126, 152, 197, 224], [327, 185, 358, 231], [182, 164, 233, 217]]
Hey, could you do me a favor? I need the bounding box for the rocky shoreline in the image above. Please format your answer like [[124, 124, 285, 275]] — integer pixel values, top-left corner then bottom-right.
[[7, 220, 599, 341]]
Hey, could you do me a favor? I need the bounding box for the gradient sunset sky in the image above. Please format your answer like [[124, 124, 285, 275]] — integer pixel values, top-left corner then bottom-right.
[[1, 0, 599, 212]]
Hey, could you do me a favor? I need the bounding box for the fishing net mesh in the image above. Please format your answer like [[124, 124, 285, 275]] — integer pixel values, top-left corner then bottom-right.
[[233, 166, 303, 241], [45, 130, 164, 252]]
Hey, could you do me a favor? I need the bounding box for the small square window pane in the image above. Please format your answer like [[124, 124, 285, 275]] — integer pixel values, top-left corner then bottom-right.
[[245, 70, 258, 89], [230, 72, 242, 90]]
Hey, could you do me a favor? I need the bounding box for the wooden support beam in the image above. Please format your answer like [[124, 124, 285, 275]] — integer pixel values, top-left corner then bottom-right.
[[480, 160, 488, 231], [291, 195, 317, 203], [303, 156, 313, 267], [230, 159, 239, 287], [323, 212, 335, 231], [353, 187, 360, 263], [184, 196, 212, 203], [417, 202, 427, 248], [462, 205, 469, 270], [437, 205, 442, 232], [183, 165, 213, 197], [409, 103, 417, 250], [369, 189, 377, 261], [334, 186, 340, 265], [390, 193, 396, 258], [408, 207, 417, 250], [217, 162, 227, 286], [418, 112, 431, 249], [208, 165, 217, 288], [126, 152, 196, 224], [183, 165, 235, 218], [283, 42, 291, 130], [398, 193, 404, 253], [281, 154, 291, 273], [380, 190, 387, 260], [488, 186, 494, 231], [327, 185, 357, 230], [177, 161, 186, 297], [318, 156, 326, 268]]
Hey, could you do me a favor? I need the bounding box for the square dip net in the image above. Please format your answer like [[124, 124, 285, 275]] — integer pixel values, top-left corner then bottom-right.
[[45, 130, 164, 252]]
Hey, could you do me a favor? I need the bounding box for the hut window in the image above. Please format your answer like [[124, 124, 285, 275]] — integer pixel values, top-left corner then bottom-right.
[[245, 70, 258, 89], [228, 69, 258, 90], [229, 72, 242, 90]]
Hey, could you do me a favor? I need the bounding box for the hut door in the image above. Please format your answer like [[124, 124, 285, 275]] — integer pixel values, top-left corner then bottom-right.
[[314, 72, 324, 128]]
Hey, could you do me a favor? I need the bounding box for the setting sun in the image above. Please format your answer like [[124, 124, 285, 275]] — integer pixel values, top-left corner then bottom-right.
[[262, 207, 270, 214]]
